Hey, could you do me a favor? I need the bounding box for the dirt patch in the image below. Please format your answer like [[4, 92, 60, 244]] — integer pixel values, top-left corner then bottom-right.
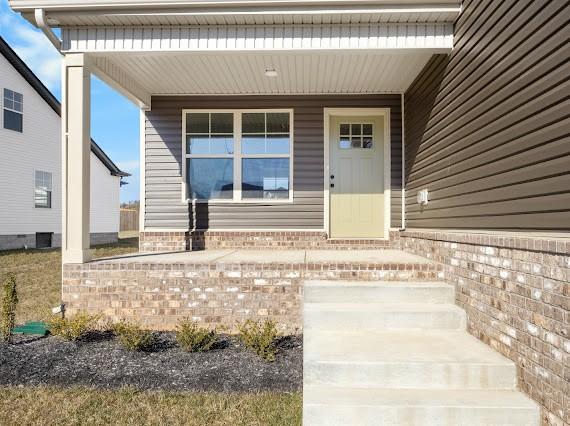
[[0, 333, 302, 392]]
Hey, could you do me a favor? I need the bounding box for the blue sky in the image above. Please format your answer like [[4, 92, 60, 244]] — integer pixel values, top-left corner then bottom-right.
[[0, 0, 140, 202]]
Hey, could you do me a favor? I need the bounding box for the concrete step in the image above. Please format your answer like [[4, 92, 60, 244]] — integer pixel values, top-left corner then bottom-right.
[[303, 330, 516, 389], [304, 280, 455, 304], [304, 302, 466, 331], [303, 386, 540, 426]]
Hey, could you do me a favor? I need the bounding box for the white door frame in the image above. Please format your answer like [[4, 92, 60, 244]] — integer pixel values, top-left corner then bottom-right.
[[323, 108, 391, 240]]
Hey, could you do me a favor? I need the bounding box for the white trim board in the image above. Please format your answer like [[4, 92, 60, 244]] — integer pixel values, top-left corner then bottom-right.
[[61, 23, 453, 53], [323, 107, 391, 240]]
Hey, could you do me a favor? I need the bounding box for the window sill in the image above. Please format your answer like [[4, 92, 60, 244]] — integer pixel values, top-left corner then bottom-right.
[[186, 199, 294, 205]]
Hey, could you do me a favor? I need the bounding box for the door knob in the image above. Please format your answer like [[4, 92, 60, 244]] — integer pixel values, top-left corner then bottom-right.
[[330, 175, 335, 179], [330, 183, 335, 188]]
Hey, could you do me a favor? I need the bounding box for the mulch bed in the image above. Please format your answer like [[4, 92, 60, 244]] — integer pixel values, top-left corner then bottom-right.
[[0, 333, 302, 392]]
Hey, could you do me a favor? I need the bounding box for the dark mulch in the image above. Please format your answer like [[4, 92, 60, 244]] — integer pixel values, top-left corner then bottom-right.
[[0, 332, 302, 392]]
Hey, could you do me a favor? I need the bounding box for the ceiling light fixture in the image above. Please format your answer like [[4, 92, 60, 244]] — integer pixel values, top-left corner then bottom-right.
[[264, 67, 279, 77]]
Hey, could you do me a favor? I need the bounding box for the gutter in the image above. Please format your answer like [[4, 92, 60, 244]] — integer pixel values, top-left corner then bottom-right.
[[34, 9, 61, 51]]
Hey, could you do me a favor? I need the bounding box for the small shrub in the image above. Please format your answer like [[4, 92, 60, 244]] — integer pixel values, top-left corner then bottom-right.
[[238, 319, 280, 362], [113, 320, 155, 351], [1, 274, 18, 342], [176, 319, 218, 352], [47, 312, 100, 341]]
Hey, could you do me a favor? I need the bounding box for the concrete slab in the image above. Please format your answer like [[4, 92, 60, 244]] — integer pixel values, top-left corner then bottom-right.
[[304, 330, 514, 364], [304, 386, 540, 426], [213, 249, 306, 264], [304, 281, 454, 304], [92, 248, 435, 267], [95, 249, 235, 264], [305, 249, 432, 264]]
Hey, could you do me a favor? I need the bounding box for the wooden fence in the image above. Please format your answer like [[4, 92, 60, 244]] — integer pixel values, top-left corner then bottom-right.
[[120, 208, 139, 232]]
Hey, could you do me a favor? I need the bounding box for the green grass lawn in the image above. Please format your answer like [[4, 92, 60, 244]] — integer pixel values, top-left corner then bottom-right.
[[0, 238, 302, 425], [0, 237, 139, 323]]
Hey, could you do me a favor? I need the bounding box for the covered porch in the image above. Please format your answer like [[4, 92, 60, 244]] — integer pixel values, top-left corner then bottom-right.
[[49, 3, 457, 262]]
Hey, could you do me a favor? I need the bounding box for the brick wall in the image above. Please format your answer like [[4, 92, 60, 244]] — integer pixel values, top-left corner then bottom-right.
[[400, 230, 569, 426], [139, 232, 189, 252], [140, 230, 401, 252], [62, 257, 441, 334]]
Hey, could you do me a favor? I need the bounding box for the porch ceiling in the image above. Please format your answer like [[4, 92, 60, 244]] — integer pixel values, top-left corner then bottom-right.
[[91, 51, 435, 95]]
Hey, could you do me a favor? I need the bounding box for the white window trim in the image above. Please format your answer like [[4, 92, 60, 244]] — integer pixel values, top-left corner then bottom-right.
[[181, 109, 294, 204]]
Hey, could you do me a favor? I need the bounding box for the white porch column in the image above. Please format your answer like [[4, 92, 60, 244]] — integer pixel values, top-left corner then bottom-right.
[[62, 53, 92, 263]]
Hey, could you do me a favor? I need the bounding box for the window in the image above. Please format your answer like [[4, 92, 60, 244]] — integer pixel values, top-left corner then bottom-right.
[[34, 171, 52, 208], [184, 110, 293, 202], [339, 123, 373, 149], [186, 113, 234, 200], [3, 89, 23, 132]]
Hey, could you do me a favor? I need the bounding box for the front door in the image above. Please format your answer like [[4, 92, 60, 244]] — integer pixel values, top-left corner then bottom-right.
[[329, 115, 385, 238]]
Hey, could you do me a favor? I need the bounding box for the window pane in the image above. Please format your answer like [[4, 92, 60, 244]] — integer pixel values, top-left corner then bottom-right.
[[13, 91, 23, 103], [266, 134, 289, 154], [351, 124, 361, 135], [351, 137, 362, 148], [3, 88, 13, 100], [340, 124, 350, 135], [210, 135, 234, 154], [4, 110, 22, 132], [187, 135, 210, 154], [242, 113, 265, 133], [188, 158, 233, 200], [211, 113, 233, 133], [4, 99, 14, 110], [13, 101, 23, 113], [339, 137, 351, 149], [186, 113, 209, 133], [267, 113, 289, 133], [363, 124, 373, 135], [242, 135, 265, 154], [242, 158, 289, 199], [35, 189, 51, 208], [363, 137, 373, 149]]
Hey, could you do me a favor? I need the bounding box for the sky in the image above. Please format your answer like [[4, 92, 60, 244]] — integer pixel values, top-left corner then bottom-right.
[[0, 0, 140, 202]]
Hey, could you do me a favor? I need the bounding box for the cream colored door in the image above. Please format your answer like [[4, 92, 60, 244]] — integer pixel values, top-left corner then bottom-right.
[[329, 116, 385, 238]]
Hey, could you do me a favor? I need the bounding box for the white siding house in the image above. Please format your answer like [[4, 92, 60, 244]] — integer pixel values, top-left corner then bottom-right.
[[0, 37, 127, 250]]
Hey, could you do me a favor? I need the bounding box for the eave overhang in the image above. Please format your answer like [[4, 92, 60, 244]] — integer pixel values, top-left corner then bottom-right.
[[10, 0, 461, 26]]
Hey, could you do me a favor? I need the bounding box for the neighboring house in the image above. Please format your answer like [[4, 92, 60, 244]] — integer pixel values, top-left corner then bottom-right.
[[8, 1, 568, 425], [0, 37, 128, 250]]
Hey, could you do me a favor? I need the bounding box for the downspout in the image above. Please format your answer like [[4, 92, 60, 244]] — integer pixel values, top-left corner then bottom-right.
[[400, 92, 406, 231], [34, 9, 62, 52]]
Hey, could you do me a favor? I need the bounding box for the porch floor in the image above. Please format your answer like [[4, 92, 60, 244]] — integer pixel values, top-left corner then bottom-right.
[[89, 249, 433, 266]]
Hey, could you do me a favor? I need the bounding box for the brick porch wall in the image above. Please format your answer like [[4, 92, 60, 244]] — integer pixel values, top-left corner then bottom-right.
[[62, 258, 441, 334], [400, 230, 569, 426], [139, 230, 402, 252], [139, 232, 189, 252]]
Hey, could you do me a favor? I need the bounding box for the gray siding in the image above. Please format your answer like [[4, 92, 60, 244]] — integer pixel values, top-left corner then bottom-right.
[[404, 0, 570, 231], [145, 95, 402, 230]]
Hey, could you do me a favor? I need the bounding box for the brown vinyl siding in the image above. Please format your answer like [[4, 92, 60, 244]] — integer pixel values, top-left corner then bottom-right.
[[145, 95, 402, 230], [404, 0, 570, 231]]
